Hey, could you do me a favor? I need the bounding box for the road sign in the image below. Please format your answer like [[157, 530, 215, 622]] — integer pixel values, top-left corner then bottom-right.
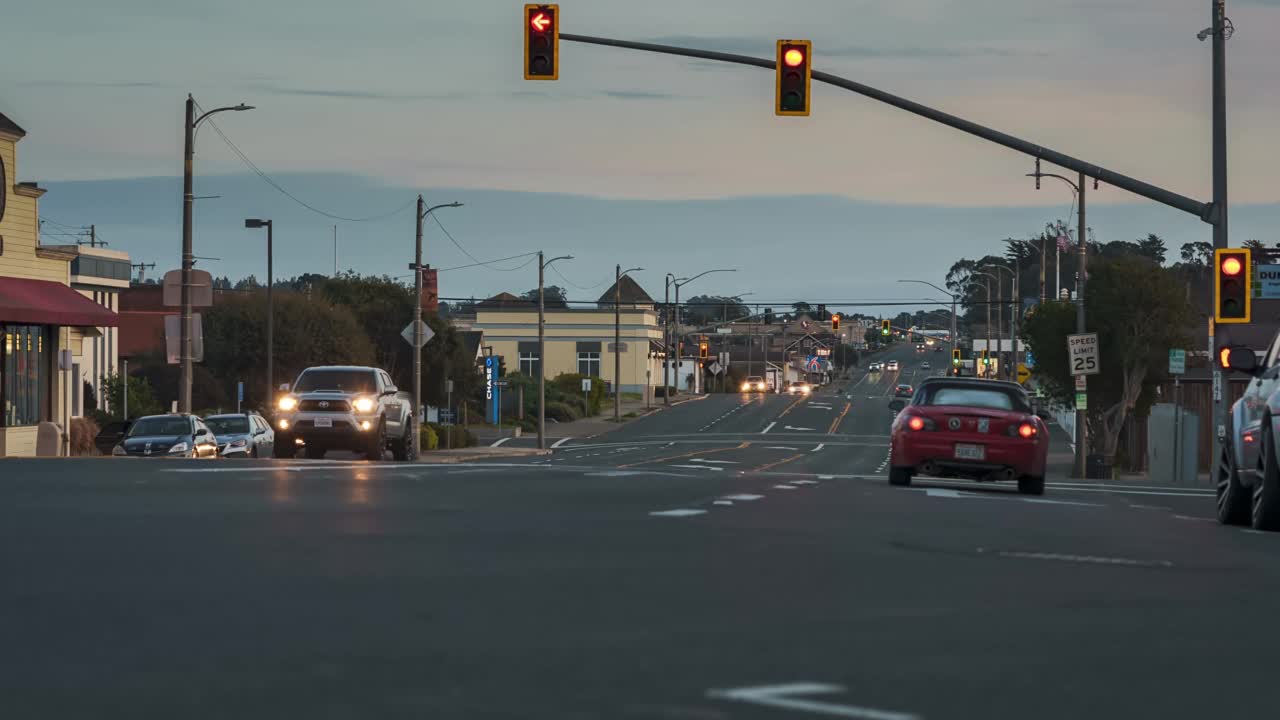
[[1067, 333, 1099, 376], [708, 362, 723, 375], [1075, 375, 1087, 391], [494, 380, 510, 388], [401, 320, 435, 348], [1016, 364, 1031, 385], [237, 381, 244, 403], [719, 351, 730, 367], [581, 378, 592, 392], [1255, 264, 1280, 299], [440, 409, 455, 425], [162, 269, 213, 307], [1075, 392, 1088, 410], [164, 313, 204, 363], [1024, 350, 1035, 368], [1168, 348, 1187, 375], [716, 327, 732, 334]]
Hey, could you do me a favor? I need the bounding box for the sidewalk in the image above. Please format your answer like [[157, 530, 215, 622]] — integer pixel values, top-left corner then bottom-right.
[[415, 447, 551, 464]]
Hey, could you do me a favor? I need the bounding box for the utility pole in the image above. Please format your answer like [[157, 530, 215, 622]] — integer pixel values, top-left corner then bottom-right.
[[1075, 172, 1089, 479], [663, 274, 675, 405], [180, 95, 195, 414], [1011, 268, 1020, 380], [333, 225, 338, 276], [995, 273, 1003, 377], [538, 252, 546, 449], [413, 196, 425, 458], [1210, 0, 1230, 482], [266, 222, 274, 409], [985, 277, 992, 379], [615, 264, 622, 422]]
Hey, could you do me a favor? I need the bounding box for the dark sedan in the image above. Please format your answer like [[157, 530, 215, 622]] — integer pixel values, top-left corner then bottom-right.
[[111, 414, 219, 458]]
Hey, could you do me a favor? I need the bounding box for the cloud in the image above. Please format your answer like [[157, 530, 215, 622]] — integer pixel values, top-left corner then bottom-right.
[[640, 35, 1047, 60]]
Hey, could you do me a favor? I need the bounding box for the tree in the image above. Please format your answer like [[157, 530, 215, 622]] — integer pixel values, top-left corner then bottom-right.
[[101, 371, 163, 419], [1135, 234, 1167, 265], [522, 286, 567, 308], [685, 295, 749, 326], [316, 273, 416, 386], [1243, 239, 1270, 268], [1179, 241, 1213, 267], [791, 301, 812, 315], [1021, 256, 1194, 465]]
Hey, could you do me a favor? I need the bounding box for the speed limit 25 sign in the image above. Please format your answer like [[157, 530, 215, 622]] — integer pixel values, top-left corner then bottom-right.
[[1067, 333, 1100, 376]]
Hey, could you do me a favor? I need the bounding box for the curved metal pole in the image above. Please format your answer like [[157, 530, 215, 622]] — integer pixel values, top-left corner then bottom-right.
[[615, 266, 643, 421], [538, 254, 573, 449], [412, 199, 463, 458]]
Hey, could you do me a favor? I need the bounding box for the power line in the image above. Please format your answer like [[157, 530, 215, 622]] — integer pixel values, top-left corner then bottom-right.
[[429, 213, 486, 266], [38, 216, 86, 232], [196, 101, 415, 223], [549, 264, 607, 291]]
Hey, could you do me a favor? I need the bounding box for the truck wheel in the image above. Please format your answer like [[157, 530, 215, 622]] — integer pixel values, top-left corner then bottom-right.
[[391, 419, 415, 461], [365, 421, 386, 462], [1253, 425, 1280, 531], [273, 436, 296, 459]]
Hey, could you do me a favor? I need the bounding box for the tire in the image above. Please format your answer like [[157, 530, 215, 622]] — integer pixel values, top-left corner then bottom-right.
[[365, 421, 386, 462], [888, 466, 913, 487], [1017, 475, 1046, 496], [1253, 424, 1280, 531], [273, 436, 295, 459], [250, 446, 259, 460], [304, 445, 326, 460], [391, 419, 415, 462], [1216, 431, 1250, 526]]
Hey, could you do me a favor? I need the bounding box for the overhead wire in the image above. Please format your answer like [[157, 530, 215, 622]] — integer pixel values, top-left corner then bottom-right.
[[550, 264, 607, 291]]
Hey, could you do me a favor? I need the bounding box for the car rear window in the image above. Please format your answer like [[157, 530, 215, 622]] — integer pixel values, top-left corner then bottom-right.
[[922, 386, 1025, 411]]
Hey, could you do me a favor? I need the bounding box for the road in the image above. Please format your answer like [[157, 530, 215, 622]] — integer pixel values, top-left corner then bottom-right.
[[4, 343, 1278, 719]]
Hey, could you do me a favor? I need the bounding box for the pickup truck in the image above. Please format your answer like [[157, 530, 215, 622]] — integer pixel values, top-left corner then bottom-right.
[[272, 365, 415, 461]]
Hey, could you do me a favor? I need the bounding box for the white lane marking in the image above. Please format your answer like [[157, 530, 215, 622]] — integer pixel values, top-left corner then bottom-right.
[[1049, 487, 1213, 498], [724, 494, 764, 501], [765, 446, 800, 451], [690, 459, 739, 464], [808, 405, 834, 410], [707, 683, 918, 720], [784, 425, 816, 431], [669, 464, 725, 471], [924, 488, 973, 499], [1021, 498, 1105, 507], [1242, 529, 1274, 535], [1049, 480, 1215, 493], [792, 480, 819, 485], [550, 437, 573, 449], [489, 437, 512, 448], [812, 443, 826, 453], [713, 500, 734, 506], [818, 475, 835, 480], [979, 548, 1174, 568], [649, 509, 708, 517], [1129, 504, 1173, 511], [761, 421, 777, 434], [773, 484, 798, 490], [587, 470, 694, 478], [1173, 514, 1215, 522]]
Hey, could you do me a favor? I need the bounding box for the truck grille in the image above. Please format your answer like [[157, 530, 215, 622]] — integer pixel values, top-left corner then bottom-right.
[[299, 399, 351, 412]]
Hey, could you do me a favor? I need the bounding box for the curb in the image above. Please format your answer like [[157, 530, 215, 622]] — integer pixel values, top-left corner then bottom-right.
[[413, 449, 552, 464]]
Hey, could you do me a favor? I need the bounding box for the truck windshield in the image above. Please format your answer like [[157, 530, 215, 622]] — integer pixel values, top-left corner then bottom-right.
[[292, 370, 377, 393]]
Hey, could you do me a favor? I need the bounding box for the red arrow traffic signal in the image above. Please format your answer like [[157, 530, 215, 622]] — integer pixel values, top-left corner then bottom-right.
[[524, 4, 559, 81]]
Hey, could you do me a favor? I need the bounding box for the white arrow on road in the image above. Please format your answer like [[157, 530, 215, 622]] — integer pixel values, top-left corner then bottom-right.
[[785, 426, 817, 431], [690, 458, 739, 464], [707, 682, 919, 720], [669, 464, 725, 471]]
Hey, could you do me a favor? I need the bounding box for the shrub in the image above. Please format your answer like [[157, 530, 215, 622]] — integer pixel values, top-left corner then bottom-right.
[[550, 373, 606, 415], [425, 423, 477, 449], [545, 401, 580, 423], [419, 425, 440, 451], [70, 417, 101, 456], [654, 386, 678, 398]]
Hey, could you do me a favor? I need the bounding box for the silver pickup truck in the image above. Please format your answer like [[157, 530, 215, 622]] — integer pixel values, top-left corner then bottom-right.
[[272, 365, 414, 461]]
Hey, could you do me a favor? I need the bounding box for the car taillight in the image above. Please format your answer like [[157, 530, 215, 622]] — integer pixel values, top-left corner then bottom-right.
[[1008, 422, 1037, 438], [905, 415, 935, 431]]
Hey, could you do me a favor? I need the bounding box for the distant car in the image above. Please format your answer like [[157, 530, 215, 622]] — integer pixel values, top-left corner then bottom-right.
[[869, 362, 883, 372], [206, 413, 275, 459], [887, 378, 1049, 495], [886, 360, 900, 371], [94, 419, 133, 455], [894, 384, 914, 398], [921, 361, 931, 371], [112, 414, 219, 458], [934, 345, 944, 352], [741, 376, 768, 393], [916, 344, 925, 352], [787, 381, 813, 395]]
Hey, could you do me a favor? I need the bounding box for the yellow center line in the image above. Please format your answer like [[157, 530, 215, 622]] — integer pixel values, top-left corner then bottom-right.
[[616, 442, 750, 469], [777, 394, 808, 418], [827, 402, 852, 434], [746, 453, 806, 474]]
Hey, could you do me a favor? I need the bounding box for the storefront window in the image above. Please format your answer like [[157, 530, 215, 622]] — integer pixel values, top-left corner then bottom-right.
[[577, 351, 601, 378], [2, 325, 49, 427]]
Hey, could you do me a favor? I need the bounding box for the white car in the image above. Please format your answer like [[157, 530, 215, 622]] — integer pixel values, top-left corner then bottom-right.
[[869, 362, 883, 372], [886, 360, 900, 371], [921, 361, 931, 371]]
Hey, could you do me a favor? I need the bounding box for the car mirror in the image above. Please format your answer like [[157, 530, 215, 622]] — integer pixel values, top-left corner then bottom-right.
[[888, 399, 905, 411], [196, 428, 208, 436]]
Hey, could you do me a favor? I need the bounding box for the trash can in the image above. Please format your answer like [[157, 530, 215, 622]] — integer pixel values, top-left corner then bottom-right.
[[1086, 454, 1113, 480]]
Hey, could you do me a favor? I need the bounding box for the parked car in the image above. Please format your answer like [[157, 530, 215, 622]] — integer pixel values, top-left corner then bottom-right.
[[1217, 343, 1280, 530], [112, 414, 219, 458], [741, 376, 768, 393], [206, 413, 274, 459], [94, 419, 133, 455], [273, 366, 414, 461], [887, 378, 1049, 495]]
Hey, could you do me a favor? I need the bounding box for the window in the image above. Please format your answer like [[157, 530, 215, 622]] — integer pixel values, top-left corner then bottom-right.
[[519, 351, 540, 377], [207, 416, 251, 435], [127, 416, 193, 437], [923, 386, 1023, 412], [2, 325, 50, 427], [292, 369, 377, 393], [578, 352, 601, 377]]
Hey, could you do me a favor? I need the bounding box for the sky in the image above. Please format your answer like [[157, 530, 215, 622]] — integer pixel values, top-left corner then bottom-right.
[[3, 0, 1279, 307]]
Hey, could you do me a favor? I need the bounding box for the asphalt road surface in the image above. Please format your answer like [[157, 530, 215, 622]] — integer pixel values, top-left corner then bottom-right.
[[4, 343, 1278, 719]]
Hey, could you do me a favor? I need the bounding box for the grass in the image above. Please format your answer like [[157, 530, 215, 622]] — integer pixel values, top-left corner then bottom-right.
[[621, 392, 644, 402]]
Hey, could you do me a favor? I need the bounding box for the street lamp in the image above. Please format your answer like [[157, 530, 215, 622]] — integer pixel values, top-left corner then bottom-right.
[[411, 198, 463, 458], [180, 95, 253, 413], [672, 269, 736, 396], [243, 219, 273, 408], [982, 263, 1015, 380], [971, 271, 998, 379], [614, 265, 643, 421], [898, 279, 960, 362], [538, 253, 574, 449]]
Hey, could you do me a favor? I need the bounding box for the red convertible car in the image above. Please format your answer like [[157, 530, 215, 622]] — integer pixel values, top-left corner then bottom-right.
[[888, 377, 1050, 495]]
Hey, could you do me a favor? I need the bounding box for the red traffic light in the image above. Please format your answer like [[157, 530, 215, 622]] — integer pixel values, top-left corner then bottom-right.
[[530, 12, 551, 31], [1221, 256, 1243, 276], [524, 4, 559, 81], [783, 48, 805, 67]]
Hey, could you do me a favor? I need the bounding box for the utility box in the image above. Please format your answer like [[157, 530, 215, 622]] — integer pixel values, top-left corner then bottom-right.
[[36, 422, 62, 457], [1147, 403, 1199, 486]]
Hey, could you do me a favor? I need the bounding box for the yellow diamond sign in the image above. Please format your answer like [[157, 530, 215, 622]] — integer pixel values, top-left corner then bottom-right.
[[1016, 363, 1032, 385]]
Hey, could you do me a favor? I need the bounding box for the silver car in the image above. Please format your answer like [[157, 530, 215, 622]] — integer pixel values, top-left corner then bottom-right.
[[206, 413, 274, 459]]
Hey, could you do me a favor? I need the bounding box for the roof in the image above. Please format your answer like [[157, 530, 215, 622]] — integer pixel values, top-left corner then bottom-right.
[[0, 277, 120, 327], [0, 111, 26, 138], [597, 275, 655, 306], [459, 330, 484, 359]]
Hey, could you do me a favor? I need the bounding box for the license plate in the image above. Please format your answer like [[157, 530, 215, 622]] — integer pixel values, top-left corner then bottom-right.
[[954, 444, 985, 460], [314, 417, 333, 428]]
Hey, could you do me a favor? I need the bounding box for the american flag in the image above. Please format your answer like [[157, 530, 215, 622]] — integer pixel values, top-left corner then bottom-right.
[[1057, 233, 1072, 252]]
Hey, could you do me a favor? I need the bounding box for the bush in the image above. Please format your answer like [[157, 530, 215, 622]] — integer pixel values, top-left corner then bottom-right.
[[654, 386, 678, 398], [70, 417, 101, 456], [425, 423, 477, 449], [549, 373, 606, 415], [419, 424, 440, 451], [545, 401, 580, 423]]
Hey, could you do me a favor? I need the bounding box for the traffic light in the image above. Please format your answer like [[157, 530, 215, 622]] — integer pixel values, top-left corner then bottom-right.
[[952, 349, 962, 367], [699, 340, 709, 359], [831, 313, 840, 331], [524, 4, 559, 80], [1215, 247, 1252, 323], [764, 308, 774, 324], [775, 40, 812, 117], [981, 349, 990, 367], [881, 319, 891, 336], [817, 304, 826, 319]]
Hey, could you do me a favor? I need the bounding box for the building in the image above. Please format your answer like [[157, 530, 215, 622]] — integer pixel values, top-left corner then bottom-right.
[[43, 244, 131, 411], [0, 111, 119, 456], [472, 278, 664, 393]]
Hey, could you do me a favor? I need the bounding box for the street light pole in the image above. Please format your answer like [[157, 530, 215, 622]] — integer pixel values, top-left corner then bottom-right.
[[614, 266, 643, 421], [412, 197, 463, 458], [663, 273, 675, 406], [971, 272, 998, 379], [538, 254, 573, 449], [180, 95, 253, 413], [897, 279, 959, 372], [982, 264, 1014, 380], [671, 269, 737, 396], [244, 219, 273, 407]]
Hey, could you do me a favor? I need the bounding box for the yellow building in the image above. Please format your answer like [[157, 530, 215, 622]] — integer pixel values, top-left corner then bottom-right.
[[472, 277, 664, 393], [0, 111, 119, 456]]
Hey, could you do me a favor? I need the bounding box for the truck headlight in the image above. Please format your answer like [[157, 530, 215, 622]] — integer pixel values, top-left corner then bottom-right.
[[353, 396, 375, 413], [278, 396, 298, 411]]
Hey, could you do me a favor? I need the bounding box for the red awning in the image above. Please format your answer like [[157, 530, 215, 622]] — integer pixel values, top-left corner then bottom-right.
[[0, 277, 120, 327]]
